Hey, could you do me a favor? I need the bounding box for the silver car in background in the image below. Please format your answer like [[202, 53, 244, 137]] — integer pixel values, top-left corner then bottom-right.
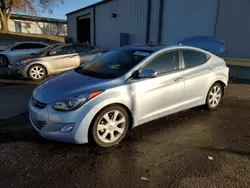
[[0, 42, 48, 66], [29, 36, 229, 147], [8, 43, 106, 80]]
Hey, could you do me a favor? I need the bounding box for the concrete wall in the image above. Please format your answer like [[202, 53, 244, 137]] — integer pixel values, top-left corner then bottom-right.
[[67, 8, 94, 44], [95, 0, 148, 49], [161, 0, 219, 44], [0, 19, 67, 36], [215, 0, 250, 58]]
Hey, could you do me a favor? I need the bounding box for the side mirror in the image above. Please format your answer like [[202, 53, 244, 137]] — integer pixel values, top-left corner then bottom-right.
[[138, 69, 157, 79]]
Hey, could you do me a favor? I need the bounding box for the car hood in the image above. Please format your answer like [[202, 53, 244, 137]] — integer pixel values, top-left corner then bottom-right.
[[33, 70, 118, 104]]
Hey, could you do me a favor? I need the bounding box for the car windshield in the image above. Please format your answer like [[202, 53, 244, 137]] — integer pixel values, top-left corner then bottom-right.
[[32, 43, 63, 56], [77, 48, 152, 79]]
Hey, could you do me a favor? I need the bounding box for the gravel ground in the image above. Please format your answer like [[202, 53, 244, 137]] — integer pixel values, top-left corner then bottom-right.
[[0, 83, 249, 188]]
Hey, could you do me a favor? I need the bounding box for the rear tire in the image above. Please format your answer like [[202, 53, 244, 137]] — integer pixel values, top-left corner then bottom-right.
[[205, 83, 223, 110], [28, 65, 47, 81], [0, 55, 9, 67], [90, 105, 129, 147]]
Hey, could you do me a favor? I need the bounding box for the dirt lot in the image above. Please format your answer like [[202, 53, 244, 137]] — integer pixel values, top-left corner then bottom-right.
[[0, 76, 249, 188]]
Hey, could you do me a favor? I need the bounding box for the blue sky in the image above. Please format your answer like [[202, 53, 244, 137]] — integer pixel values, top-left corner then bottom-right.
[[17, 0, 101, 20], [43, 0, 101, 19]]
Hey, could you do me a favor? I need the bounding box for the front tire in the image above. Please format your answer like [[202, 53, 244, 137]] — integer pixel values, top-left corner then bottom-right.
[[205, 83, 223, 110], [90, 105, 130, 147], [0, 55, 9, 67], [28, 65, 47, 81]]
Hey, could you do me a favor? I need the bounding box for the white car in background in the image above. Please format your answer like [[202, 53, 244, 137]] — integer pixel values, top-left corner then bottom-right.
[[0, 41, 48, 67]]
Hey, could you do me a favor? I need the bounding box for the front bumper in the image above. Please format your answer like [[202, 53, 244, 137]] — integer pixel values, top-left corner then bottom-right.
[[28, 97, 95, 144], [8, 64, 25, 76]]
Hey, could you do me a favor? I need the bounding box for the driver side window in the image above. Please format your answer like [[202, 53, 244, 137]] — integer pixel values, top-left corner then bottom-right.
[[142, 51, 180, 74]]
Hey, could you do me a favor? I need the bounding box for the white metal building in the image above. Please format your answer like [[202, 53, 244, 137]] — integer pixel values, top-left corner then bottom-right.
[[66, 0, 250, 58]]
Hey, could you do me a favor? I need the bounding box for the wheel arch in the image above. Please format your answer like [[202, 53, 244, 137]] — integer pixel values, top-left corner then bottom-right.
[[212, 80, 227, 96], [0, 54, 9, 65], [88, 103, 134, 137]]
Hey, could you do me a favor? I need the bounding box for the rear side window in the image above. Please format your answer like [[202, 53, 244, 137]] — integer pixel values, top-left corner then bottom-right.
[[143, 51, 179, 74], [183, 50, 208, 68], [51, 45, 73, 56], [30, 43, 47, 49], [11, 43, 46, 50], [74, 44, 94, 53]]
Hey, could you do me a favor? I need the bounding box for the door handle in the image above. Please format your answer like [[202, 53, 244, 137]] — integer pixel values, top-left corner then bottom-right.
[[174, 77, 183, 82], [69, 55, 75, 58]]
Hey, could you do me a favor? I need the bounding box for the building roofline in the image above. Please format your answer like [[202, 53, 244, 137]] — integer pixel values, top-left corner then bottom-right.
[[11, 14, 67, 23], [66, 0, 113, 16]]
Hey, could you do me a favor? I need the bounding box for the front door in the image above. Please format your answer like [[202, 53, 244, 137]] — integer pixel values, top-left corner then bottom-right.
[[131, 50, 185, 125], [48, 44, 79, 73]]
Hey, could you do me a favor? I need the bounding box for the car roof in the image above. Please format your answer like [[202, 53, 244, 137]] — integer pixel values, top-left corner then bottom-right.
[[120, 44, 193, 53], [120, 44, 214, 55]]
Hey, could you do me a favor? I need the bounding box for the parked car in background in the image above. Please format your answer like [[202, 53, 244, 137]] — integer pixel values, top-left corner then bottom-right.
[[0, 42, 48, 67], [8, 43, 106, 80], [29, 36, 229, 147]]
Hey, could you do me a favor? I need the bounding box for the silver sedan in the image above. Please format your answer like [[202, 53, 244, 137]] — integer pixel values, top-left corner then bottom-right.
[[8, 43, 106, 80], [29, 36, 229, 147], [0, 42, 48, 66]]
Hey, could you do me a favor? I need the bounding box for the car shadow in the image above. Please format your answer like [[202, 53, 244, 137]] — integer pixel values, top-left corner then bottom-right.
[[198, 146, 250, 157], [0, 107, 206, 146]]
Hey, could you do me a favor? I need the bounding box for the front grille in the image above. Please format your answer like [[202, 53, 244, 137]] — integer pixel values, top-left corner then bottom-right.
[[32, 97, 47, 109], [30, 115, 46, 129]]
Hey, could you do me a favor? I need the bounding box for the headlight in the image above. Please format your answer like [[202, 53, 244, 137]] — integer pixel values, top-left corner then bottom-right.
[[16, 59, 32, 66], [50, 91, 104, 111], [16, 61, 26, 66]]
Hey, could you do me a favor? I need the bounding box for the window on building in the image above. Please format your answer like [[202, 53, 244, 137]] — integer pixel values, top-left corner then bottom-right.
[[142, 51, 180, 74], [14, 21, 22, 33], [74, 44, 94, 53], [182, 50, 209, 68]]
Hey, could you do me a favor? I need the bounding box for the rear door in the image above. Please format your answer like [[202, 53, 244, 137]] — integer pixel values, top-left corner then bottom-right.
[[9, 43, 46, 61], [181, 49, 215, 106], [27, 43, 47, 54], [73, 44, 99, 66], [9, 43, 31, 61]]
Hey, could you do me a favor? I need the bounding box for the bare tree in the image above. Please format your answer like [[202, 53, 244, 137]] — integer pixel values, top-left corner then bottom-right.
[[0, 0, 63, 31]]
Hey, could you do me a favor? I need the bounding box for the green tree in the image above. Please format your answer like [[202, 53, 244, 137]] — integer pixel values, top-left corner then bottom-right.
[[0, 0, 63, 31]]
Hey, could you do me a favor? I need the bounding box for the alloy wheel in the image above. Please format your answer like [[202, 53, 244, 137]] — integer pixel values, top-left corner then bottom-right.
[[208, 85, 222, 108], [97, 110, 126, 143], [30, 66, 45, 80]]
